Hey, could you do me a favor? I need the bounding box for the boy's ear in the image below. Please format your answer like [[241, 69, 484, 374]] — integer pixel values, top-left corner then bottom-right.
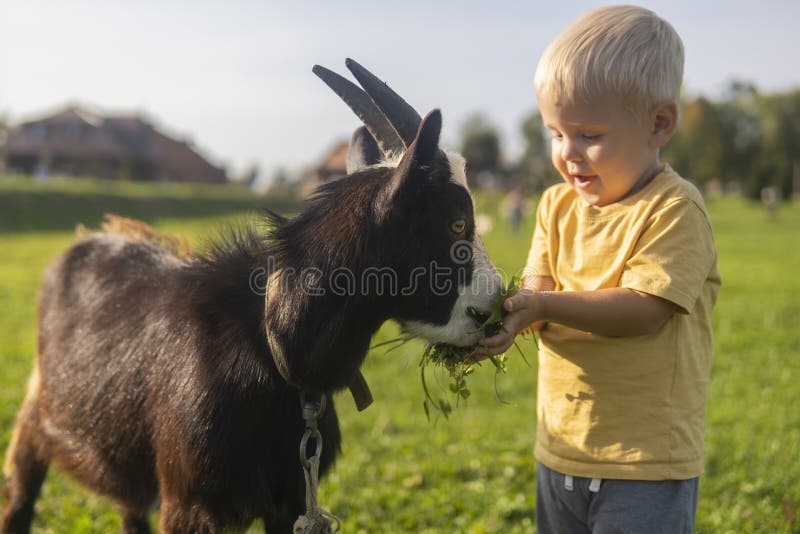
[[649, 101, 678, 149]]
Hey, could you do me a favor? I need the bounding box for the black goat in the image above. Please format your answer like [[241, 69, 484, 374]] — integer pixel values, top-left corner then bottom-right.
[[1, 61, 500, 533]]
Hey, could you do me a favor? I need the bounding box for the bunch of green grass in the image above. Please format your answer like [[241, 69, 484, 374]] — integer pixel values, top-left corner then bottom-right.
[[376, 277, 529, 421]]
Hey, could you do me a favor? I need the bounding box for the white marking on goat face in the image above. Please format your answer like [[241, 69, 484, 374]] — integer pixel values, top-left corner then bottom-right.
[[403, 235, 501, 347], [444, 150, 469, 189], [372, 149, 467, 188]]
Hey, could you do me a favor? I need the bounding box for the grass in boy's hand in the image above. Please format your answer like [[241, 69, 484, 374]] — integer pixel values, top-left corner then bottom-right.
[[376, 276, 529, 421]]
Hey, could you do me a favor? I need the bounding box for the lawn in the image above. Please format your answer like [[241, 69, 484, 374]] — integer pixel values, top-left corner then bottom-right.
[[0, 176, 798, 533]]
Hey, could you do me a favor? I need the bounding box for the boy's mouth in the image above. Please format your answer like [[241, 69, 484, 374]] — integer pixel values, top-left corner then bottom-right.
[[573, 175, 597, 188]]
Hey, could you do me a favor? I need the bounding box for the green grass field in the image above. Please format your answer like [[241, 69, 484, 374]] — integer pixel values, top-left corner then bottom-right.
[[0, 175, 798, 533]]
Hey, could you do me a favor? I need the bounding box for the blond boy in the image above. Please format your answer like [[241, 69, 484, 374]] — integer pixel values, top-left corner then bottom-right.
[[475, 6, 721, 532]]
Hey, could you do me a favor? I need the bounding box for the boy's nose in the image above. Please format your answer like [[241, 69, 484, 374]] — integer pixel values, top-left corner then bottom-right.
[[560, 137, 582, 162]]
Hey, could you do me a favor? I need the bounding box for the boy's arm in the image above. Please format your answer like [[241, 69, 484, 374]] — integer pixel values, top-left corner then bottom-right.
[[529, 288, 678, 336], [475, 287, 678, 357], [520, 274, 555, 333]]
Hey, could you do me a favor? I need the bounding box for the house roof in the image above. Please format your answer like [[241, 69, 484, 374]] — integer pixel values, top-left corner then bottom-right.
[[150, 129, 227, 183], [3, 105, 126, 158], [1, 104, 227, 182]]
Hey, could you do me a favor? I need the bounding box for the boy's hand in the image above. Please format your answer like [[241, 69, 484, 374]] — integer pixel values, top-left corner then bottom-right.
[[473, 290, 541, 359]]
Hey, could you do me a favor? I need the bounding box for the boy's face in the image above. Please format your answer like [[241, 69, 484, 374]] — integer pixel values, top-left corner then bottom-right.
[[538, 91, 661, 207]]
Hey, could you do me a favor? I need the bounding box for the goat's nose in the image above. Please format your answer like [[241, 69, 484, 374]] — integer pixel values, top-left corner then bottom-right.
[[467, 306, 491, 327]]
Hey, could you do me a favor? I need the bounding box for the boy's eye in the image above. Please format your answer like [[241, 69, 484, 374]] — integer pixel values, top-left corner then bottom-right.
[[582, 133, 601, 140]]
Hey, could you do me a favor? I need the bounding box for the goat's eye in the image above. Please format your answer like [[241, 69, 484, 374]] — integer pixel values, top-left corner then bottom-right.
[[450, 219, 466, 234]]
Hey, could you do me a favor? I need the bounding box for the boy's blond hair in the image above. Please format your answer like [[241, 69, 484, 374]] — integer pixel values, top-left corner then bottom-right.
[[534, 5, 684, 119]]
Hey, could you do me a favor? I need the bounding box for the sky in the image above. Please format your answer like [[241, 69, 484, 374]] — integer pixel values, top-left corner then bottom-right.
[[1, 0, 799, 183]]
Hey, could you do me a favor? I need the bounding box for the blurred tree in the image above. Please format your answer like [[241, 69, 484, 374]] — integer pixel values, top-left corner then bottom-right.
[[719, 83, 764, 197], [460, 113, 501, 176], [664, 97, 726, 186], [665, 81, 800, 200], [755, 90, 800, 198], [519, 111, 558, 190]]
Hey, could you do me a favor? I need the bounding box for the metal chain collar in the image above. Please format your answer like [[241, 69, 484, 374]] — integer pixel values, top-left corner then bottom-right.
[[300, 393, 325, 469], [294, 392, 340, 534]]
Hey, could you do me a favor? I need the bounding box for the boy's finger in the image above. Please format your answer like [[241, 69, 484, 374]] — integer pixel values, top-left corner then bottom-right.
[[497, 314, 525, 337], [504, 293, 527, 312], [481, 333, 506, 347], [479, 333, 512, 353]]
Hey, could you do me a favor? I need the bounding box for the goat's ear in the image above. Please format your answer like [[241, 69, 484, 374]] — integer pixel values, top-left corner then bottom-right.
[[346, 126, 382, 174], [403, 109, 442, 169], [381, 109, 442, 208]]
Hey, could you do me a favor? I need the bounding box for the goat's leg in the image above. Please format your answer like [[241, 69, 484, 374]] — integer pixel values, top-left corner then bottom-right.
[[159, 498, 220, 534], [120, 508, 151, 534], [1, 410, 49, 534]]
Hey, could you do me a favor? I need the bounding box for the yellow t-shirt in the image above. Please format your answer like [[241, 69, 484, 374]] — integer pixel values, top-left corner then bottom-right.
[[526, 165, 721, 480]]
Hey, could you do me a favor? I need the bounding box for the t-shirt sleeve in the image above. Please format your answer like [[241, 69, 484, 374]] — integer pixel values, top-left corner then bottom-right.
[[620, 199, 716, 313], [525, 187, 554, 279]]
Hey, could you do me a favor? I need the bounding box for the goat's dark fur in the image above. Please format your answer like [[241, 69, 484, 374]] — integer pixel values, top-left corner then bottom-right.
[[1, 111, 493, 533]]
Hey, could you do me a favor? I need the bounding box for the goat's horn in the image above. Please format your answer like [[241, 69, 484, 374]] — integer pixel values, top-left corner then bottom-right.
[[312, 64, 405, 157], [345, 58, 422, 148]]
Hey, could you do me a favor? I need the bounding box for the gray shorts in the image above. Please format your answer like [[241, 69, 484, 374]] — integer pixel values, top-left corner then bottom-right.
[[536, 462, 699, 533]]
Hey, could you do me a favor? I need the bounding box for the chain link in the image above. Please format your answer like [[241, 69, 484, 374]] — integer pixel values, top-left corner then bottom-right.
[[300, 427, 323, 469], [294, 392, 340, 533]]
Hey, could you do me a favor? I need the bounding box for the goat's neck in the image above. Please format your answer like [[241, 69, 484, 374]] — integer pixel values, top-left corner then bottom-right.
[[266, 253, 391, 393], [266, 176, 397, 392]]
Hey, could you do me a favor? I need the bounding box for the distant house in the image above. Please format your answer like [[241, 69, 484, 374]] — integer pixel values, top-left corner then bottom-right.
[[0, 105, 227, 183], [314, 140, 349, 183], [298, 140, 349, 197]]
